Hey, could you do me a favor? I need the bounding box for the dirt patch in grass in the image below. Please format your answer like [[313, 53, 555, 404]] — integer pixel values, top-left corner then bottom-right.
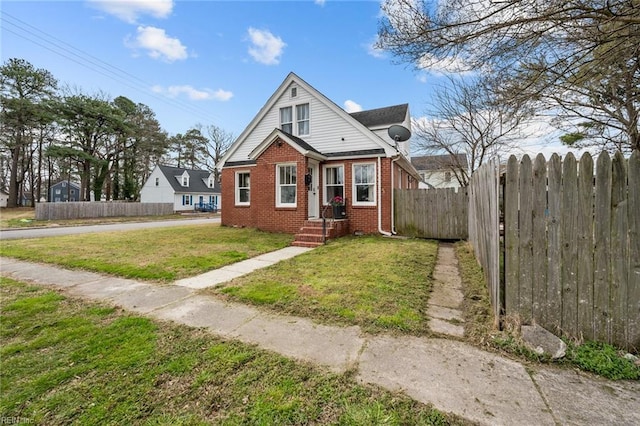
[[0, 225, 292, 282], [0, 277, 471, 425], [210, 235, 438, 335]]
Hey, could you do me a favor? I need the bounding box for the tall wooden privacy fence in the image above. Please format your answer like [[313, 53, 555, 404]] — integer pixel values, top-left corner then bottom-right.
[[395, 188, 468, 239], [36, 202, 174, 220], [504, 151, 639, 350], [467, 158, 501, 325]]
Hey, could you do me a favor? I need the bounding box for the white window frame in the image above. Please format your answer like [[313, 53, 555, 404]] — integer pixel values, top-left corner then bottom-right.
[[352, 163, 376, 206], [280, 106, 293, 134], [323, 164, 344, 205], [235, 171, 250, 206], [296, 103, 309, 136], [182, 175, 189, 187], [276, 163, 297, 207], [182, 194, 192, 205]]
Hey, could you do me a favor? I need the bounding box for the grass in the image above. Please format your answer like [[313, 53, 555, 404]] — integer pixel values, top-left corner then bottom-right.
[[210, 235, 438, 335], [0, 277, 469, 425], [0, 224, 292, 282], [455, 241, 640, 381]]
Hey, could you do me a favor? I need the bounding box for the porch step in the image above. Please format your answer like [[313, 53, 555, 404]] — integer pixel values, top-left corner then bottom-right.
[[291, 219, 350, 247]]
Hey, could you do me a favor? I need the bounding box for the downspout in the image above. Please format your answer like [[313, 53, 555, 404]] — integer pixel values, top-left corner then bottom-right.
[[390, 154, 400, 235], [378, 154, 402, 237], [377, 156, 391, 236]]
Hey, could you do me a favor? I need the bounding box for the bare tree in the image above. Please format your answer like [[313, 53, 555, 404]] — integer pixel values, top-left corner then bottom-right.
[[414, 76, 529, 186], [202, 124, 234, 181], [378, 0, 640, 151]]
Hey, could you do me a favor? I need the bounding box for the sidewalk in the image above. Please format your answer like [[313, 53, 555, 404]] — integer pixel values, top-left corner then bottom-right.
[[1, 253, 638, 426]]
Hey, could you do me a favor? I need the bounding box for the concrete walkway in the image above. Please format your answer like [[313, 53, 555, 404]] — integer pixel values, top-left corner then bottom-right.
[[1, 252, 639, 426]]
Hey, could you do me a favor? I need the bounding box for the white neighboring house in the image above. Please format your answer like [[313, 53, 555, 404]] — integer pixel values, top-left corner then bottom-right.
[[0, 189, 8, 207], [140, 165, 221, 212], [412, 154, 469, 189]]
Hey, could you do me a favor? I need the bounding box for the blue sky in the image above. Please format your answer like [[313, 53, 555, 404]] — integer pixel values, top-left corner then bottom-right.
[[2, 0, 576, 157], [2, 1, 434, 136]]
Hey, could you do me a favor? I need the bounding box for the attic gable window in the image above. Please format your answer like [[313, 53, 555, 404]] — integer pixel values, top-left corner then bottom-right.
[[296, 103, 309, 135], [280, 107, 293, 134], [291, 87, 297, 98], [181, 173, 189, 187]]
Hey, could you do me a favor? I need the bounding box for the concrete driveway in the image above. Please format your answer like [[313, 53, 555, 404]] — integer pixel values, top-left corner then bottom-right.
[[0, 217, 220, 240]]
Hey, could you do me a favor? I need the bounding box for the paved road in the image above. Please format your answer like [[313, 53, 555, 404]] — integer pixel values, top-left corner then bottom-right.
[[0, 217, 220, 240]]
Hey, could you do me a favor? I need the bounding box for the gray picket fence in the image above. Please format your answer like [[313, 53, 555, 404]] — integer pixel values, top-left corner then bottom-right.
[[504, 151, 639, 350], [394, 188, 468, 240], [35, 202, 174, 220]]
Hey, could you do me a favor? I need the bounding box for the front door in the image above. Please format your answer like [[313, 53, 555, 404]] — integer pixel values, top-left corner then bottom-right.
[[307, 161, 319, 219]]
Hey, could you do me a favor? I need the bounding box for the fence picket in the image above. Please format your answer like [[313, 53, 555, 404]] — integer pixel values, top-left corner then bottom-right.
[[505, 156, 520, 314], [593, 152, 612, 342], [518, 156, 534, 321], [627, 151, 640, 351], [561, 153, 578, 336], [546, 154, 562, 332], [577, 153, 595, 340], [611, 152, 629, 347], [532, 154, 548, 324]]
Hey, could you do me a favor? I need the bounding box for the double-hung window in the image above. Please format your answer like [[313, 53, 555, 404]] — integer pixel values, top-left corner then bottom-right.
[[280, 107, 293, 134], [280, 103, 309, 136], [353, 163, 376, 205], [182, 194, 192, 205], [324, 165, 344, 204], [236, 172, 250, 205], [296, 103, 309, 135], [277, 164, 297, 207]]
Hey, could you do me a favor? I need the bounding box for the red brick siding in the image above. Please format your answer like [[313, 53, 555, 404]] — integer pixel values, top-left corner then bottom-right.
[[221, 143, 417, 235]]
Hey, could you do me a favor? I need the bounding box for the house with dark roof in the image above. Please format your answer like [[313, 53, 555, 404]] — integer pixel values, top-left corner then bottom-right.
[[50, 181, 81, 202], [139, 165, 221, 212], [217, 72, 420, 246], [411, 154, 469, 189]]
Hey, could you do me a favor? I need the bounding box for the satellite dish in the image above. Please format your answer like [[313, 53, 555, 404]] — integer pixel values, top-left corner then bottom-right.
[[388, 124, 411, 142]]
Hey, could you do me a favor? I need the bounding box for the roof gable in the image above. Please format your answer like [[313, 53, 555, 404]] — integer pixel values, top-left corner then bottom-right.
[[249, 128, 326, 161], [218, 73, 402, 170], [157, 165, 221, 193]]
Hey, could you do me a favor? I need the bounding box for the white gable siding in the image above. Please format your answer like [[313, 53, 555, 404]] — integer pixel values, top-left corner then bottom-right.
[[140, 166, 175, 203], [227, 82, 389, 163]]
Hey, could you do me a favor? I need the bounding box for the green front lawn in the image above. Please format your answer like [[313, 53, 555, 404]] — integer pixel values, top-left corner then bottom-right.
[[0, 225, 293, 281], [211, 236, 438, 335], [0, 278, 467, 425]]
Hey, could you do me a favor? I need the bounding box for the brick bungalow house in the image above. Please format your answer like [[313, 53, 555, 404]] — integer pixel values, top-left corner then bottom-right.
[[217, 72, 420, 246]]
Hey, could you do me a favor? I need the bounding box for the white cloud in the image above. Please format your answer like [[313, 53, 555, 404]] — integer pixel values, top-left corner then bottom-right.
[[152, 85, 233, 101], [417, 54, 475, 76], [314, 0, 326, 6], [365, 36, 386, 59], [344, 100, 363, 113], [88, 0, 173, 23], [247, 28, 286, 65], [127, 26, 188, 62]]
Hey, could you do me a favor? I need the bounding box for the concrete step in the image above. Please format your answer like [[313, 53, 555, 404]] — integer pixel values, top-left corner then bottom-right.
[[291, 240, 323, 248]]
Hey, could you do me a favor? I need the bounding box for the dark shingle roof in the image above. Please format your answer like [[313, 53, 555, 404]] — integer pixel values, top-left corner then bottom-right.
[[411, 154, 469, 171], [349, 104, 408, 128], [158, 165, 221, 193], [280, 130, 323, 155]]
